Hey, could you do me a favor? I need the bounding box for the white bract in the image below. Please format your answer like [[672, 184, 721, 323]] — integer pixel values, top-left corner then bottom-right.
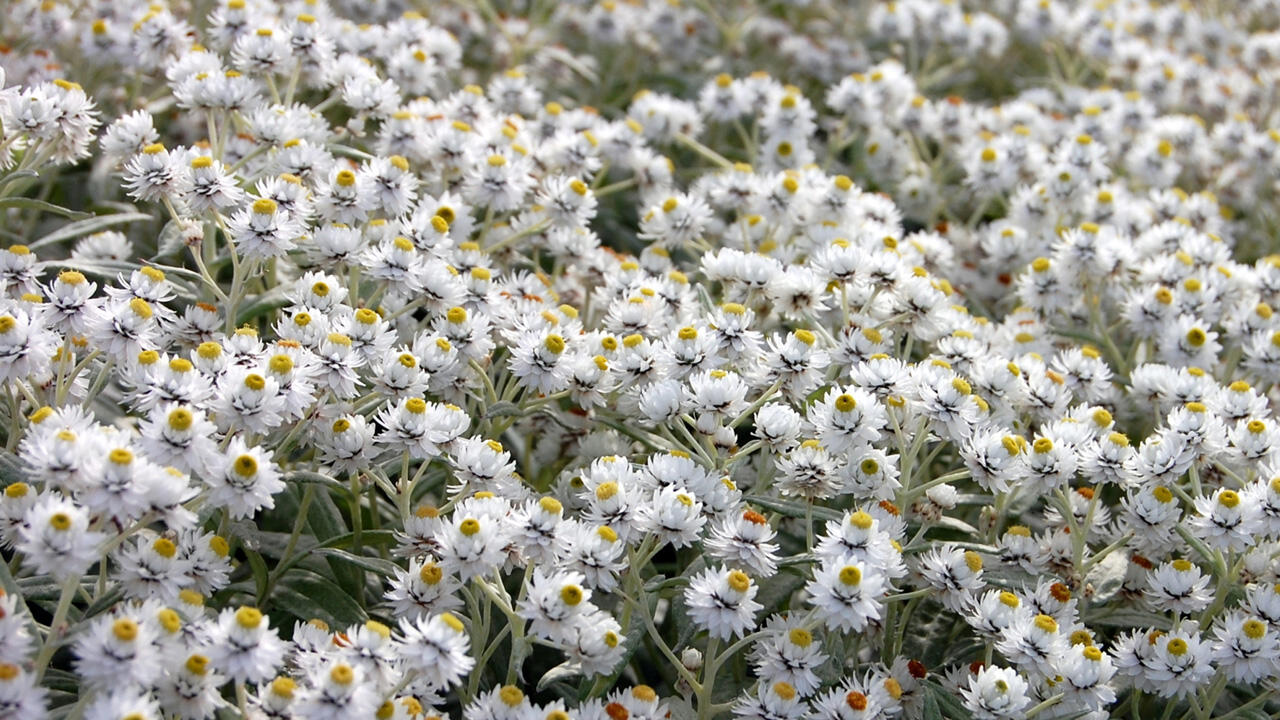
[[0, 1, 1278, 719]]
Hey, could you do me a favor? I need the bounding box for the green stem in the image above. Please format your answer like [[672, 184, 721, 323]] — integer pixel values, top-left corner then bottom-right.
[[697, 637, 721, 720], [32, 575, 80, 682], [264, 484, 316, 596], [1025, 693, 1065, 718], [886, 588, 933, 602], [902, 468, 971, 504], [236, 681, 249, 719], [80, 357, 115, 409], [891, 596, 921, 660], [674, 132, 733, 169], [349, 474, 365, 607]]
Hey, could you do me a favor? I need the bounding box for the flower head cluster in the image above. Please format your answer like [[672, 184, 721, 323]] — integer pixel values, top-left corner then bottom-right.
[[1, 0, 1280, 718]]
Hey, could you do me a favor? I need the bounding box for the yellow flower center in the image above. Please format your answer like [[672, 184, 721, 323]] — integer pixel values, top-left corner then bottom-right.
[[1033, 614, 1058, 633], [419, 562, 443, 585], [48, 512, 72, 531], [236, 607, 263, 629], [330, 664, 354, 685], [153, 538, 177, 558], [186, 654, 209, 675], [271, 677, 296, 698], [113, 618, 138, 641], [964, 551, 983, 573], [233, 455, 258, 477], [839, 565, 862, 586], [157, 608, 181, 633], [500, 686, 525, 706], [168, 408, 193, 431], [560, 584, 584, 605]]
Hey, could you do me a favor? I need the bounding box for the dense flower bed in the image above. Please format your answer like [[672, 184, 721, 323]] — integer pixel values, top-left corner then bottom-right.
[[0, 1, 1279, 718]]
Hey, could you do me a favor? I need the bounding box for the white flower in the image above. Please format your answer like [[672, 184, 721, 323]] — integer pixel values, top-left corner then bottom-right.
[[684, 566, 762, 640], [509, 332, 573, 395], [437, 511, 509, 581], [395, 612, 475, 690], [155, 652, 227, 720], [113, 534, 194, 602], [749, 617, 827, 696], [84, 687, 162, 720], [1143, 627, 1215, 698], [205, 439, 283, 519], [1055, 643, 1117, 710], [17, 495, 104, 581], [518, 568, 595, 642], [294, 661, 381, 720], [917, 546, 985, 612], [809, 386, 885, 453], [1145, 559, 1212, 615], [960, 666, 1031, 720], [705, 508, 781, 577], [123, 143, 190, 202], [226, 197, 304, 259], [1187, 488, 1259, 552], [205, 607, 287, 685], [385, 556, 463, 621], [1212, 611, 1280, 684], [995, 613, 1065, 678], [635, 485, 706, 548], [0, 662, 48, 720], [805, 559, 886, 633], [73, 611, 163, 690]]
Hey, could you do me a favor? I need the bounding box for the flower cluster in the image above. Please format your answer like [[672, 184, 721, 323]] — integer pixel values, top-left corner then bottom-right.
[[0, 1, 1279, 719]]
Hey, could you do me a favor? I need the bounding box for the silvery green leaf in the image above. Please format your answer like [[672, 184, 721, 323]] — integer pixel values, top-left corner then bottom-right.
[[1084, 547, 1128, 604], [536, 661, 583, 692], [29, 211, 151, 249]]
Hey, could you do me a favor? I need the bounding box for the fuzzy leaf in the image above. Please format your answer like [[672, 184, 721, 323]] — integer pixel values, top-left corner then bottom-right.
[[1083, 548, 1129, 604], [29, 211, 151, 249], [537, 661, 583, 692], [0, 196, 89, 219], [273, 570, 368, 627]]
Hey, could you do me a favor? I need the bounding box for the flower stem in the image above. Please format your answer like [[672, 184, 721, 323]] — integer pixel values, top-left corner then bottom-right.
[[32, 575, 80, 682]]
